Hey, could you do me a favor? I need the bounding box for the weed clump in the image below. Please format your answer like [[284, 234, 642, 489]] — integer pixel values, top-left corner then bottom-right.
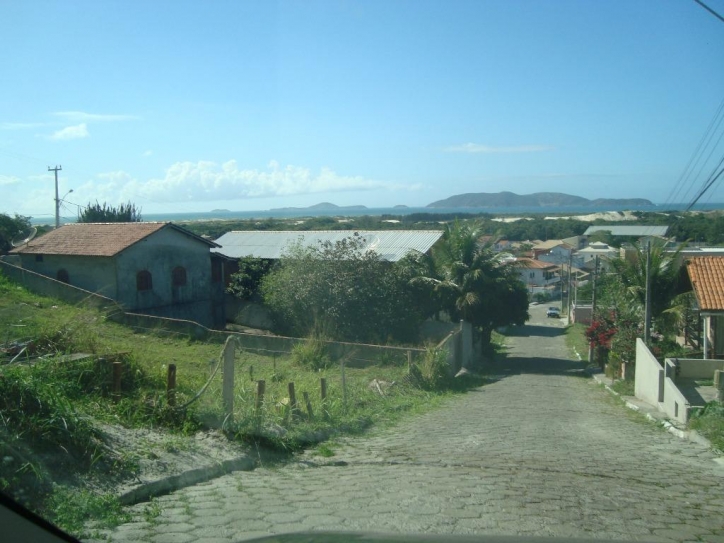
[[291, 335, 331, 370]]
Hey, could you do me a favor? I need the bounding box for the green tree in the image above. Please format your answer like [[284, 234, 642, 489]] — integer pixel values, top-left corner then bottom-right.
[[418, 221, 529, 348], [608, 241, 686, 336], [77, 201, 142, 223], [0, 213, 32, 253], [226, 257, 273, 301], [260, 234, 427, 343]]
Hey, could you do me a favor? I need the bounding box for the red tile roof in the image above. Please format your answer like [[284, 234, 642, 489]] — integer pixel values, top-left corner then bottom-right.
[[686, 257, 724, 311], [10, 222, 218, 257], [511, 258, 557, 269]]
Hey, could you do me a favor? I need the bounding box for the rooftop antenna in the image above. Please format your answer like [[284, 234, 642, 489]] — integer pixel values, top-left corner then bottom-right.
[[11, 226, 37, 248]]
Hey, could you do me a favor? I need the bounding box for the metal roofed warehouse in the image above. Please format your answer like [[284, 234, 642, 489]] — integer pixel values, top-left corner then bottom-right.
[[583, 225, 669, 237], [212, 230, 444, 262]]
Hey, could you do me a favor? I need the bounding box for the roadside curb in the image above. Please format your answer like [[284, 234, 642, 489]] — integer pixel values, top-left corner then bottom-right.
[[590, 372, 720, 455], [118, 455, 255, 506]]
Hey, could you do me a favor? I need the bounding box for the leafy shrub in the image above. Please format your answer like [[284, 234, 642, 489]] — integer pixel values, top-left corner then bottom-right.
[[419, 347, 451, 390], [291, 335, 332, 370]]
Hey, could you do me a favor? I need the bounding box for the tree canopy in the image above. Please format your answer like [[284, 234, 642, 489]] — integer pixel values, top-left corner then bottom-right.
[[417, 222, 529, 344], [260, 234, 430, 343], [78, 201, 142, 223], [0, 213, 32, 254]]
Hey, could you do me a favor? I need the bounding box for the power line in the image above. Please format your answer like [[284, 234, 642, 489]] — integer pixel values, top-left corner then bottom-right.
[[693, 0, 724, 24], [663, 94, 724, 209]]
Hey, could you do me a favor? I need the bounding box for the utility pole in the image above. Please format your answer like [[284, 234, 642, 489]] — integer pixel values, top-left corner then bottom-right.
[[567, 251, 573, 322], [48, 165, 62, 228], [588, 255, 599, 365], [644, 241, 652, 344]]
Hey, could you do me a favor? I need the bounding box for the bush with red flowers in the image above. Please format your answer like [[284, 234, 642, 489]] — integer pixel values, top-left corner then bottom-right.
[[585, 311, 617, 349]]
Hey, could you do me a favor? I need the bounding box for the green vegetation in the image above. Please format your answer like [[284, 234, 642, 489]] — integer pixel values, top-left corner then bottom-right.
[[565, 323, 589, 361], [425, 221, 529, 348], [689, 402, 724, 451], [0, 270, 481, 534], [0, 212, 32, 253], [261, 234, 429, 343], [77, 201, 142, 223]]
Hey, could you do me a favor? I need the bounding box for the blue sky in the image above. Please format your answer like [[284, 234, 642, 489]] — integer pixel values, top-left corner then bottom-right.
[[1, 0, 724, 219]]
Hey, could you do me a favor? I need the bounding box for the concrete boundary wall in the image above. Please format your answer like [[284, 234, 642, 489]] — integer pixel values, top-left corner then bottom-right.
[[673, 358, 724, 379], [662, 377, 690, 424], [634, 339, 664, 405]]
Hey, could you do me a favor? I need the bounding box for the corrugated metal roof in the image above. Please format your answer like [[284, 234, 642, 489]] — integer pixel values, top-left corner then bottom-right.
[[10, 222, 219, 257], [583, 225, 669, 237], [212, 230, 444, 262]]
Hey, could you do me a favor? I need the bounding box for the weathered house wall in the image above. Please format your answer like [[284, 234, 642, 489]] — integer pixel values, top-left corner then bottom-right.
[[114, 228, 216, 325], [17, 253, 117, 298]]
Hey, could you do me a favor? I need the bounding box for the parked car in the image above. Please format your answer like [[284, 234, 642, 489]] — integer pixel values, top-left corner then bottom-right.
[[546, 306, 561, 318]]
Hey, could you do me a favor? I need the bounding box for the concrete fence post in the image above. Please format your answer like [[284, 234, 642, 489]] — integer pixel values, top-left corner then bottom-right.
[[222, 336, 236, 421], [461, 320, 473, 369], [715, 370, 724, 402]]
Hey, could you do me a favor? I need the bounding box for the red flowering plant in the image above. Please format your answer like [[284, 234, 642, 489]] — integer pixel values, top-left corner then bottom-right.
[[585, 310, 618, 349]]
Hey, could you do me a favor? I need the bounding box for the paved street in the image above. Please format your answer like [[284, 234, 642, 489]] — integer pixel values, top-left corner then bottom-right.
[[98, 305, 724, 543]]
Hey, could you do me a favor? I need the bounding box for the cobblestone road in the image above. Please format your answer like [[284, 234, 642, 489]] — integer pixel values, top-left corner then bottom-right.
[[97, 305, 724, 543]]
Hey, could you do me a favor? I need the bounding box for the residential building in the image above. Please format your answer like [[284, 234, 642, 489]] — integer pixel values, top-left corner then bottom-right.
[[9, 222, 225, 328]]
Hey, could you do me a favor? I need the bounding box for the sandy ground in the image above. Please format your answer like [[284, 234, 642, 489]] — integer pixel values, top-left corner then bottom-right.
[[492, 210, 638, 223]]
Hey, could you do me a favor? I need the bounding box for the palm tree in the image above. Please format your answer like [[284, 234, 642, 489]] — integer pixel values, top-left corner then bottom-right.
[[608, 240, 686, 337], [415, 221, 529, 347]]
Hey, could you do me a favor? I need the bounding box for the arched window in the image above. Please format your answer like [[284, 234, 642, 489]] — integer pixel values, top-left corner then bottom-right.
[[56, 269, 69, 284], [172, 266, 187, 287], [136, 270, 153, 291]]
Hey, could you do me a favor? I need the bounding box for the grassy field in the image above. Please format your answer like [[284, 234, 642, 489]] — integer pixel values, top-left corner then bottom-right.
[[0, 271, 482, 533]]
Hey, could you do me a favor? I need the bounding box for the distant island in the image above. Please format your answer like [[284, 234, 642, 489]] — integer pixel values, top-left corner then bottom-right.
[[393, 204, 409, 209], [270, 202, 369, 212], [427, 191, 654, 209]]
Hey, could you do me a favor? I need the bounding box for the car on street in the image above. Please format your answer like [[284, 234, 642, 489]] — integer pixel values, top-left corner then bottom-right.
[[546, 306, 561, 318]]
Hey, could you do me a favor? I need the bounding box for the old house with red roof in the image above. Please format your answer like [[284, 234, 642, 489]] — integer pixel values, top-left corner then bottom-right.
[[9, 222, 225, 328]]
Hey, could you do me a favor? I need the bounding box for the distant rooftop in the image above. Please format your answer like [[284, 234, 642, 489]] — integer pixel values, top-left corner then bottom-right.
[[212, 230, 444, 262], [583, 225, 669, 237], [687, 257, 724, 312]]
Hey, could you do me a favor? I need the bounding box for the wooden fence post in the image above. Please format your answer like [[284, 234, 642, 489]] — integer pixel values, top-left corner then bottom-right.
[[249, 365, 254, 382], [407, 350, 412, 369], [303, 391, 313, 420], [320, 378, 327, 402], [112, 361, 122, 402], [256, 380, 266, 410], [222, 337, 235, 421], [288, 382, 298, 416], [341, 360, 347, 413], [167, 364, 177, 407]]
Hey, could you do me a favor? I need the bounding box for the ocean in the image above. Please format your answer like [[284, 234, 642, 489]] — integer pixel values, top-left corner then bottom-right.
[[38, 202, 724, 226]]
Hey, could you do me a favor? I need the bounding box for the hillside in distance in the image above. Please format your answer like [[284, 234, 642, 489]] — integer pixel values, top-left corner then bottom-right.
[[427, 191, 654, 208], [270, 202, 369, 212]]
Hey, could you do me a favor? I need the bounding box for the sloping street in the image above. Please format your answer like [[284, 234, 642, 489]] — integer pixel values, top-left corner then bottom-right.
[[98, 305, 724, 543]]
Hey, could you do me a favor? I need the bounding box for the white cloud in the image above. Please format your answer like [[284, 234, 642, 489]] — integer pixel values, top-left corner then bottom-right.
[[52, 111, 140, 122], [0, 175, 21, 186], [1, 122, 47, 130], [142, 150, 153, 157], [444, 143, 555, 154], [49, 123, 89, 141], [75, 160, 420, 205]]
